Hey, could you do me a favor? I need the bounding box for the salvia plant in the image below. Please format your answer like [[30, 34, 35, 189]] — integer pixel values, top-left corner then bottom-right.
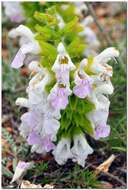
[[4, 2, 119, 167]]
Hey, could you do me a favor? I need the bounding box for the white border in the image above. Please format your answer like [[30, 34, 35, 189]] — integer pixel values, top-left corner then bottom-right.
[[0, 1, 127, 190]]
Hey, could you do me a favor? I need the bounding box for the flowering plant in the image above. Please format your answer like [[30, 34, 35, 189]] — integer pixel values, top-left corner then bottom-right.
[[6, 2, 119, 167]]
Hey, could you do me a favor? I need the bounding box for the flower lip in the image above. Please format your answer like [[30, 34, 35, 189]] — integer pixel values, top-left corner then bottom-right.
[[59, 55, 68, 64], [99, 72, 110, 82], [58, 83, 66, 88], [95, 123, 110, 140], [78, 71, 86, 80]]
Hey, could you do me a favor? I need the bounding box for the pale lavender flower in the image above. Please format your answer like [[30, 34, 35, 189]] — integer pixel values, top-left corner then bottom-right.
[[42, 135, 55, 152], [17, 161, 31, 170], [52, 42, 76, 75], [81, 27, 100, 56], [19, 111, 38, 138], [11, 48, 26, 69], [27, 132, 55, 152], [20, 108, 60, 140], [73, 71, 93, 98], [95, 123, 110, 140], [48, 83, 72, 110], [43, 117, 60, 141], [87, 94, 111, 140], [55, 68, 70, 85], [21, 111, 38, 129], [3, 2, 25, 23], [87, 94, 110, 126], [9, 25, 40, 69], [27, 131, 42, 145], [11, 161, 33, 183]]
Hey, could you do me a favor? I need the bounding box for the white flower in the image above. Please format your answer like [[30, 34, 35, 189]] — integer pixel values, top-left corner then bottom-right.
[[94, 47, 119, 64], [91, 47, 119, 74], [9, 25, 41, 69], [87, 94, 111, 139], [9, 25, 35, 45], [81, 47, 119, 75], [52, 43, 75, 86], [87, 75, 113, 110], [79, 15, 100, 56], [3, 2, 25, 23], [80, 27, 100, 56], [19, 123, 30, 138], [43, 118, 60, 141], [11, 161, 33, 183], [16, 97, 29, 108], [74, 2, 88, 15], [52, 42, 76, 74], [28, 61, 41, 73], [95, 79, 114, 95], [87, 94, 110, 127], [16, 67, 61, 152], [45, 102, 61, 120], [17, 68, 50, 111], [80, 16, 94, 27], [31, 144, 47, 154], [53, 138, 73, 165], [16, 91, 46, 113], [71, 134, 93, 167], [28, 68, 51, 93]]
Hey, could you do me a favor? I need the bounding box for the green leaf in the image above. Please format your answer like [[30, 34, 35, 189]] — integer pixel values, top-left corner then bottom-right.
[[35, 24, 60, 42], [66, 107, 73, 120], [61, 112, 71, 130], [67, 37, 86, 57], [62, 17, 83, 35], [71, 126, 83, 136], [46, 6, 57, 15], [35, 25, 53, 40], [72, 111, 94, 135], [76, 98, 95, 114], [79, 117, 94, 135], [56, 3, 76, 22], [34, 11, 58, 26], [69, 95, 76, 110], [39, 41, 57, 64]]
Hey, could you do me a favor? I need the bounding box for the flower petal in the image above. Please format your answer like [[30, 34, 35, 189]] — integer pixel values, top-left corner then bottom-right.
[[11, 48, 25, 69]]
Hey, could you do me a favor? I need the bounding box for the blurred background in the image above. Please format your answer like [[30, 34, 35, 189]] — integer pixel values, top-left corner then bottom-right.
[[2, 2, 127, 189]]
